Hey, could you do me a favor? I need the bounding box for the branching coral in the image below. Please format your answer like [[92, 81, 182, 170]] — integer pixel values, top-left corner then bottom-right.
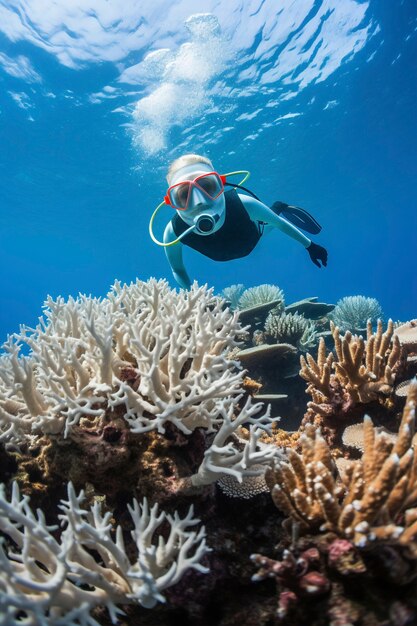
[[0, 481, 209, 623], [189, 396, 277, 487], [300, 320, 401, 421], [237, 284, 285, 311], [0, 279, 279, 498], [265, 381, 417, 548], [265, 311, 317, 351], [0, 279, 245, 441], [330, 295, 383, 333]]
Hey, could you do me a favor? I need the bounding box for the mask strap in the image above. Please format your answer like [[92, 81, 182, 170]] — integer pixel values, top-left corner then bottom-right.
[[149, 201, 197, 247], [222, 170, 250, 186]]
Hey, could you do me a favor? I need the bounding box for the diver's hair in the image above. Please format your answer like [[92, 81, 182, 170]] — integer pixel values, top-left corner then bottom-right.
[[167, 154, 213, 184]]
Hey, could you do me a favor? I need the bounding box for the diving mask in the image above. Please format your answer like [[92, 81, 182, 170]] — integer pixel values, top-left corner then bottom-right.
[[165, 171, 226, 210], [149, 168, 250, 247]]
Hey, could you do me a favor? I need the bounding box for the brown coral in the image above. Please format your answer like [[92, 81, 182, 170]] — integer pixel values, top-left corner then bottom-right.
[[266, 381, 417, 550], [299, 320, 401, 426]]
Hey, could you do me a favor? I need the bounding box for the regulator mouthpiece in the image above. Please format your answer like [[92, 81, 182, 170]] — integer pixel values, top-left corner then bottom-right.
[[195, 213, 219, 234]]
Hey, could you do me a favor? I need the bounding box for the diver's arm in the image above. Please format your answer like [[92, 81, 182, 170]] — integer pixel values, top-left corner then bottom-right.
[[239, 194, 311, 247], [163, 222, 192, 290]]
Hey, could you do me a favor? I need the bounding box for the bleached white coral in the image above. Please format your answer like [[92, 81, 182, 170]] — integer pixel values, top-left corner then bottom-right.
[[0, 279, 246, 441], [190, 396, 277, 487], [0, 481, 209, 623]]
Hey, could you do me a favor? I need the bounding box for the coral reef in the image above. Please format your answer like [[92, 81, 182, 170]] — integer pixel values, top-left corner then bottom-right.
[[330, 295, 383, 333], [0, 278, 414, 626]]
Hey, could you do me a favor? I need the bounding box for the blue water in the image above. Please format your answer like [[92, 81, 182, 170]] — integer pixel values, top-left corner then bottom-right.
[[0, 0, 416, 342]]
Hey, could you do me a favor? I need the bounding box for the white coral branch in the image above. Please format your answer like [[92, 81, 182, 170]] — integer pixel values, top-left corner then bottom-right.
[[190, 396, 278, 487], [0, 482, 209, 623]]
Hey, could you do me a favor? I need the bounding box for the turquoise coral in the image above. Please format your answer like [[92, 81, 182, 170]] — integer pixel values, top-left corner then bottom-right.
[[238, 283, 285, 311], [330, 295, 383, 333]]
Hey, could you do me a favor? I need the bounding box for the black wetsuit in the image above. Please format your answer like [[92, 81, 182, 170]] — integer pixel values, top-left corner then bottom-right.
[[171, 189, 262, 262]]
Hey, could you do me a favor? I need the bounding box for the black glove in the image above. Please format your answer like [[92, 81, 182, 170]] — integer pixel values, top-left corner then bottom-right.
[[307, 242, 328, 268]]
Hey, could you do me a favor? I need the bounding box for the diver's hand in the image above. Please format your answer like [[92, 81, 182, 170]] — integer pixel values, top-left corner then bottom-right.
[[307, 242, 328, 268]]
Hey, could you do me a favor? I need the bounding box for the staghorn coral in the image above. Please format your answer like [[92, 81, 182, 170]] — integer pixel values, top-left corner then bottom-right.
[[250, 383, 417, 625], [265, 381, 417, 549], [0, 279, 280, 501], [237, 284, 285, 311], [330, 295, 383, 333], [0, 279, 245, 441], [264, 311, 317, 351], [188, 396, 277, 488], [0, 481, 209, 623], [299, 319, 401, 424]]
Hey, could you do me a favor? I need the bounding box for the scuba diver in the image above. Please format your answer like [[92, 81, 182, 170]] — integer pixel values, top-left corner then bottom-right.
[[149, 154, 328, 290]]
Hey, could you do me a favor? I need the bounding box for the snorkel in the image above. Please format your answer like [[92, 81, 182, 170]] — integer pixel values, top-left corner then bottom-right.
[[149, 170, 251, 247]]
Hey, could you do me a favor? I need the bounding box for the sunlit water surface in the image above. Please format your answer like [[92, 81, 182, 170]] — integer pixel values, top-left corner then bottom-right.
[[0, 0, 416, 340]]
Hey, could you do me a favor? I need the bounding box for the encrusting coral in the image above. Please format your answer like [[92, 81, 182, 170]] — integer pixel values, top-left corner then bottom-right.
[[299, 319, 401, 426], [0, 481, 209, 622]]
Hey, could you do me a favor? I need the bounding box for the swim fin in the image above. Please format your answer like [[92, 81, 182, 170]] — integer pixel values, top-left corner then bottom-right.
[[271, 201, 322, 235]]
